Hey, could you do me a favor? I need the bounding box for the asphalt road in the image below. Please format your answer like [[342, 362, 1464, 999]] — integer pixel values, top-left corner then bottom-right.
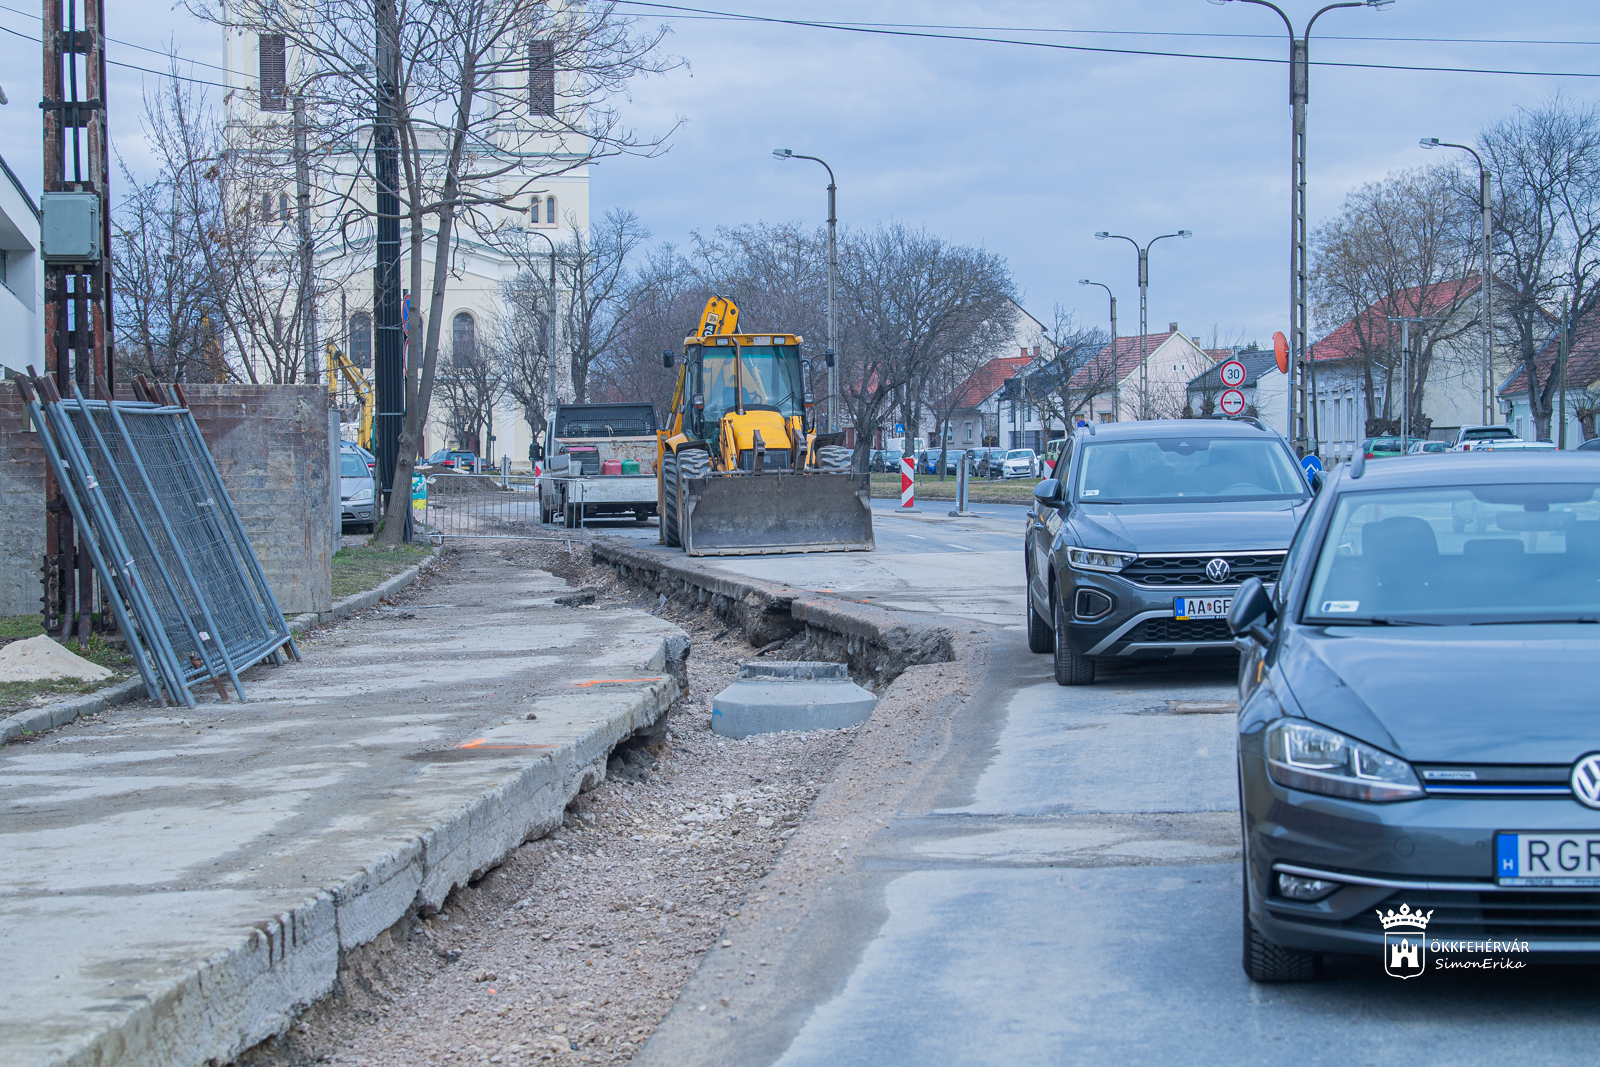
[[623, 510, 1600, 1065]]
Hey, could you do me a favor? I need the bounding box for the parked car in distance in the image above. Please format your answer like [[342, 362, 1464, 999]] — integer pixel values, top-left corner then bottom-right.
[[1469, 439, 1559, 453], [339, 448, 378, 533], [1025, 420, 1311, 685], [868, 449, 894, 473], [1043, 437, 1067, 474], [1359, 437, 1427, 460], [423, 448, 478, 471], [1407, 440, 1450, 454], [1227, 451, 1600, 982], [978, 447, 1007, 477], [1579, 438, 1600, 453], [1453, 424, 1518, 451], [1001, 448, 1039, 479], [939, 449, 968, 475], [341, 439, 375, 475]]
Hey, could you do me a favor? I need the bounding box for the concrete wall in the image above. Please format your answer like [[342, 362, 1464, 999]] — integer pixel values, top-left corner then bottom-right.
[[176, 385, 335, 616], [0, 382, 333, 620], [0, 384, 45, 616]]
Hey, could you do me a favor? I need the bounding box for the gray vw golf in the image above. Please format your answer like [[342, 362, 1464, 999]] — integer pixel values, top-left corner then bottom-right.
[[1229, 451, 1600, 981], [1025, 419, 1312, 685]]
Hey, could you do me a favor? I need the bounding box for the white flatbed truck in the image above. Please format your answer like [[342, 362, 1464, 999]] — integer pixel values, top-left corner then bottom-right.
[[538, 403, 661, 528]]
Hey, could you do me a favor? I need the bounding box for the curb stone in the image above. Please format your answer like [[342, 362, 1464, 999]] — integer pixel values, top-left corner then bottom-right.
[[2, 548, 444, 743]]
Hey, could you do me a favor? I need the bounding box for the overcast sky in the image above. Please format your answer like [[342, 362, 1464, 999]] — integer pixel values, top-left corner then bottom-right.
[[1, 1, 1596, 347]]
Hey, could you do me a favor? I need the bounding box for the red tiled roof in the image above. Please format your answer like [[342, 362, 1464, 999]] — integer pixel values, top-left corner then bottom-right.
[[1311, 278, 1481, 363], [1067, 328, 1214, 390], [951, 355, 1032, 410], [1500, 315, 1600, 396]]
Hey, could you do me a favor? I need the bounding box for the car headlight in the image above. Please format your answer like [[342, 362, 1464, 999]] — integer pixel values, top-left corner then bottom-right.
[[1266, 719, 1423, 802], [1066, 547, 1136, 573], [349, 484, 373, 502]]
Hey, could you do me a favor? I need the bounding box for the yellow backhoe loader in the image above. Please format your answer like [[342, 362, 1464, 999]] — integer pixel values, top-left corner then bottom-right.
[[657, 296, 874, 555], [326, 344, 374, 451]]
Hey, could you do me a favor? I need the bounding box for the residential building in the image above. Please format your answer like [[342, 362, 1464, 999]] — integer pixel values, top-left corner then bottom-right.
[[1498, 315, 1600, 446], [0, 157, 42, 377], [1185, 347, 1290, 430], [946, 355, 1034, 448]]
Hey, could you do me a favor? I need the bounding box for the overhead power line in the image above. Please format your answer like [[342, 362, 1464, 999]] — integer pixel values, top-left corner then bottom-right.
[[0, 16, 239, 91], [614, 1, 1600, 78]]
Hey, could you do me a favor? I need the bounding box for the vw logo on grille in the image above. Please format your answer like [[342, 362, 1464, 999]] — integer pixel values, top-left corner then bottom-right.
[[1205, 557, 1232, 583], [1572, 754, 1600, 809]]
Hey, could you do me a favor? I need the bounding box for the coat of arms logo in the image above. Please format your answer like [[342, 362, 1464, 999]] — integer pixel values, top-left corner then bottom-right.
[[1377, 903, 1434, 979]]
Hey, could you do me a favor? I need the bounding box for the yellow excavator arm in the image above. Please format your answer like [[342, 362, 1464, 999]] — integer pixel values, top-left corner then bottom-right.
[[327, 344, 374, 451]]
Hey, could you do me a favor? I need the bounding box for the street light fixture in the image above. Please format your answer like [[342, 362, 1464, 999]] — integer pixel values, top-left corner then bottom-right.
[[1211, 0, 1396, 452], [1421, 136, 1495, 425], [512, 203, 560, 476], [773, 148, 839, 432], [1093, 230, 1192, 419], [1079, 279, 1119, 421]]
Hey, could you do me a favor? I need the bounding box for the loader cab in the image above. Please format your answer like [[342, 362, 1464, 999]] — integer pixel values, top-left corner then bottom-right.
[[684, 336, 807, 463]]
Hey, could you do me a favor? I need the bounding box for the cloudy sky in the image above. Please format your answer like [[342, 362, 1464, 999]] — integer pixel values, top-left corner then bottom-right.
[[1, 1, 1596, 346]]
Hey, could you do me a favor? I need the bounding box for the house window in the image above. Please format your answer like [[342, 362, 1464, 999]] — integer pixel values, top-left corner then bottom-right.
[[260, 192, 273, 222], [348, 313, 373, 369], [279, 192, 290, 223], [452, 312, 476, 365], [259, 34, 287, 111], [529, 39, 555, 115], [546, 195, 557, 225], [964, 423, 973, 443]]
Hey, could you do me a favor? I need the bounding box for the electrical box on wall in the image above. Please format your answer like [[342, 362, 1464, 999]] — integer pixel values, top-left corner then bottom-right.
[[40, 192, 101, 263]]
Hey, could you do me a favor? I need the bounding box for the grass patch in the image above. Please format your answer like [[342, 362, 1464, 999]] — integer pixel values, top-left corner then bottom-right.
[[0, 615, 45, 640], [331, 543, 434, 601], [868, 473, 1041, 505], [0, 631, 134, 717]]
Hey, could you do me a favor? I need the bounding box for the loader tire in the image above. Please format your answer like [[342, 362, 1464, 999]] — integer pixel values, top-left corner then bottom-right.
[[816, 445, 852, 473], [676, 449, 711, 548], [662, 452, 681, 547]]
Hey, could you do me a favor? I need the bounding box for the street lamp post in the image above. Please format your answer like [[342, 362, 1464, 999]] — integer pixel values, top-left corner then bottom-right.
[[514, 214, 560, 465], [1211, 0, 1394, 452], [1420, 137, 1494, 425], [1093, 231, 1192, 419], [773, 149, 839, 432], [1078, 279, 1118, 420]]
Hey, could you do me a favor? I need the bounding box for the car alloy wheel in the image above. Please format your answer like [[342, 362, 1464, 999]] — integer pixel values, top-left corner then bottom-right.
[[1026, 560, 1054, 654]]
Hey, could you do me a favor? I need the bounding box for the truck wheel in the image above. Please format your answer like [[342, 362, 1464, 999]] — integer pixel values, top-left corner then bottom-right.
[[816, 445, 851, 473], [662, 453, 681, 547]]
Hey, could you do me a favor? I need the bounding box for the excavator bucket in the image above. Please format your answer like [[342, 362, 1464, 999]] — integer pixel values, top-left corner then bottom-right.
[[678, 472, 875, 556]]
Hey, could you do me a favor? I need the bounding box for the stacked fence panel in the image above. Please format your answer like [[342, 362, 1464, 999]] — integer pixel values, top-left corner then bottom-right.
[[14, 376, 297, 706]]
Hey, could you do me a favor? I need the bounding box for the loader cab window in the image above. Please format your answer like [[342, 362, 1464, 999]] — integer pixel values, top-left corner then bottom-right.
[[699, 344, 804, 424]]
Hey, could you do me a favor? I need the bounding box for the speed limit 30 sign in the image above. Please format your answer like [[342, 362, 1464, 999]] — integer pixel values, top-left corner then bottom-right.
[[1219, 359, 1247, 388]]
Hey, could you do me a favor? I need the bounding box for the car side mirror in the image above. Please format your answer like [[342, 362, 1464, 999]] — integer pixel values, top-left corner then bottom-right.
[[1032, 478, 1064, 507], [662, 351, 675, 368], [1226, 576, 1276, 645]]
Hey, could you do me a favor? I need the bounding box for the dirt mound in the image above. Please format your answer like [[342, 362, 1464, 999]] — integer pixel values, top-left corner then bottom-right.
[[0, 635, 114, 682]]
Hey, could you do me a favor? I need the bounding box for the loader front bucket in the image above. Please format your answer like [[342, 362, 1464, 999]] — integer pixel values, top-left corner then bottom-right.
[[679, 472, 875, 556]]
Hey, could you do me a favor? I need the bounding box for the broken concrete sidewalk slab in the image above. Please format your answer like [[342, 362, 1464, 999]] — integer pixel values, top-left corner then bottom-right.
[[590, 539, 955, 684], [711, 660, 878, 739], [0, 562, 684, 1067]]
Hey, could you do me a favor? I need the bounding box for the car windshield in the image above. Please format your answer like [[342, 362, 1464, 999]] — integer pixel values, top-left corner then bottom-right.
[[699, 345, 804, 423], [1303, 483, 1600, 625], [1075, 437, 1306, 503], [339, 454, 370, 477], [1007, 450, 1034, 460]]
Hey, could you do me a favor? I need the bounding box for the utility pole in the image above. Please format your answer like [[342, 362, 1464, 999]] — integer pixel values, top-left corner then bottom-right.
[[1420, 138, 1494, 424], [293, 94, 319, 384], [40, 0, 114, 644], [373, 0, 404, 533], [1213, 0, 1394, 453], [1079, 279, 1117, 420], [1387, 315, 1440, 446], [1095, 230, 1190, 419], [1558, 303, 1571, 449]]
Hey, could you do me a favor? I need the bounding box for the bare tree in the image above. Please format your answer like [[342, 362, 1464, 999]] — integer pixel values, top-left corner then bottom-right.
[[434, 328, 504, 455], [199, 0, 678, 543], [1032, 306, 1113, 429], [559, 209, 651, 404], [492, 271, 557, 456], [593, 243, 706, 414], [1311, 164, 1480, 433], [1482, 96, 1600, 441]]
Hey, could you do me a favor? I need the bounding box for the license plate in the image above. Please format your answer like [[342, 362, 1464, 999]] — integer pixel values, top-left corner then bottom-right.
[[1496, 832, 1600, 886], [1174, 596, 1231, 620]]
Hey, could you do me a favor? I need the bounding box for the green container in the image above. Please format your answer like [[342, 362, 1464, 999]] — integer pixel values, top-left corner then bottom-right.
[[620, 458, 640, 475]]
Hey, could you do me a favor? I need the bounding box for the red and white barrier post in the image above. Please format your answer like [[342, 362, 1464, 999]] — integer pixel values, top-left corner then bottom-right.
[[899, 455, 918, 512]]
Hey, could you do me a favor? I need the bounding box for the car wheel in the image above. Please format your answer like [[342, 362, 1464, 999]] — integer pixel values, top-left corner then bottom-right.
[[1242, 869, 1319, 983], [1027, 592, 1054, 654], [1052, 592, 1094, 685]]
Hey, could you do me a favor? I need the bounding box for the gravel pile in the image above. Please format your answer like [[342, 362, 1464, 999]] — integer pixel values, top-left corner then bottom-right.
[[244, 536, 860, 1066]]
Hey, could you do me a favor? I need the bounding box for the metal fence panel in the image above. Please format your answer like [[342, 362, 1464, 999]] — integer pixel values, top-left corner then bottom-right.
[[421, 472, 554, 541]]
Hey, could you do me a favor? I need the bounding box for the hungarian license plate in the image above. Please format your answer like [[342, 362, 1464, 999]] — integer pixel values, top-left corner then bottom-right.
[[1496, 832, 1600, 886], [1174, 596, 1231, 620]]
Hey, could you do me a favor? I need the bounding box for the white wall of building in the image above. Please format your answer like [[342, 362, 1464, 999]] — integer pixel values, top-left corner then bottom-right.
[[0, 158, 42, 376]]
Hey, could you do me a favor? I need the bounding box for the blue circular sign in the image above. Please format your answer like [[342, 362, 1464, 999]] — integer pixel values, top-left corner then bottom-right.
[[1301, 454, 1324, 476]]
